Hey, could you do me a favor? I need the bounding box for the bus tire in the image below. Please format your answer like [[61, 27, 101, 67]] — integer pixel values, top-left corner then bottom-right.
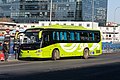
[[52, 49, 60, 61], [83, 49, 89, 59]]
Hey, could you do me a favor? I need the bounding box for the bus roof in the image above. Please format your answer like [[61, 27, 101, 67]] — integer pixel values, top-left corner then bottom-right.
[[29, 25, 99, 31]]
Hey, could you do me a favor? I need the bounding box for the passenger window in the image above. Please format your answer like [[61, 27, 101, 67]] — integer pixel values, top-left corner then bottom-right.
[[56, 32, 59, 40], [53, 32, 55, 40], [94, 32, 100, 42], [80, 32, 84, 41], [80, 32, 89, 41], [52, 31, 59, 40], [76, 32, 80, 41], [84, 32, 89, 41], [67, 32, 70, 40], [60, 32, 64, 40], [70, 32, 74, 40], [89, 32, 93, 41], [64, 32, 67, 40], [92, 33, 95, 41], [44, 35, 49, 41]]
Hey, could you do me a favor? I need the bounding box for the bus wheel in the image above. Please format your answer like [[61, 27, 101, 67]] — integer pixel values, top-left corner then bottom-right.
[[52, 49, 60, 61], [83, 49, 89, 59]]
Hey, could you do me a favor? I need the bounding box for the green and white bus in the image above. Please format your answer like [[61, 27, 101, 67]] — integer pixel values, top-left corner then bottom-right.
[[18, 25, 102, 60]]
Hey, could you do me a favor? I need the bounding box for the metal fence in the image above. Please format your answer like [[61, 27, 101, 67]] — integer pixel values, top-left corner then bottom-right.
[[102, 42, 120, 53]]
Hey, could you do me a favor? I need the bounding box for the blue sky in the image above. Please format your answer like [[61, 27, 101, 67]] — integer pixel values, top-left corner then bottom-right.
[[107, 0, 120, 24]]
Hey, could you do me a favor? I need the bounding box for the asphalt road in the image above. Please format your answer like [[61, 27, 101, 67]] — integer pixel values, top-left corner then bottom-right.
[[0, 53, 120, 80]]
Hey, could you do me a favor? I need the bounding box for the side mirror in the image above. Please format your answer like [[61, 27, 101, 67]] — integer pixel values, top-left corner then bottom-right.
[[39, 31, 42, 39]]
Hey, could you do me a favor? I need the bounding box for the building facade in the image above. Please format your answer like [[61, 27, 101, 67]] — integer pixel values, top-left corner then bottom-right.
[[82, 0, 108, 26], [0, 0, 12, 18], [0, 0, 108, 26], [100, 22, 120, 43], [75, 0, 82, 21], [10, 0, 76, 23]]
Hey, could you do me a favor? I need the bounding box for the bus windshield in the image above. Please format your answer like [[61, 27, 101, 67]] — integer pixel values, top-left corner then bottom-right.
[[23, 32, 40, 43], [20, 31, 42, 50]]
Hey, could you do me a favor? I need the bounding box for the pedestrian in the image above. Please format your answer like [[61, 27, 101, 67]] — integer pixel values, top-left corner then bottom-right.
[[3, 41, 9, 61], [13, 39, 20, 59]]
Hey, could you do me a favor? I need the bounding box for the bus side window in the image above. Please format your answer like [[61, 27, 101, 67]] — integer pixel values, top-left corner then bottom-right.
[[89, 32, 93, 41], [94, 32, 100, 42], [84, 32, 89, 41], [70, 31, 74, 40], [56, 32, 59, 40], [64, 32, 67, 40], [60, 32, 63, 40], [53, 31, 59, 40], [67, 31, 70, 40], [76, 32, 80, 41], [59, 31, 68, 41], [80, 32, 84, 41], [80, 32, 89, 41], [92, 33, 95, 41], [53, 32, 56, 40], [44, 35, 49, 41], [43, 32, 49, 42], [43, 32, 50, 42]]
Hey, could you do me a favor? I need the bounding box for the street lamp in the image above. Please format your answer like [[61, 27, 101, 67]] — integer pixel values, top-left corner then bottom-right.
[[113, 7, 120, 42], [50, 0, 53, 25], [92, 0, 94, 29]]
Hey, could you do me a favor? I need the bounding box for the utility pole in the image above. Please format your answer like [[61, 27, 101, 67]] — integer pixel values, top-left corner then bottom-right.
[[50, 0, 53, 25], [92, 0, 94, 29]]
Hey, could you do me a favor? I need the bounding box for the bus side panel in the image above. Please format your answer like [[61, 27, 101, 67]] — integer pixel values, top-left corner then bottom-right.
[[20, 42, 102, 58], [58, 42, 102, 57]]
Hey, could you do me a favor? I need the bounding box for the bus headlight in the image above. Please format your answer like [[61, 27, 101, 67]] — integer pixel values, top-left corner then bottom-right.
[[37, 50, 42, 53]]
